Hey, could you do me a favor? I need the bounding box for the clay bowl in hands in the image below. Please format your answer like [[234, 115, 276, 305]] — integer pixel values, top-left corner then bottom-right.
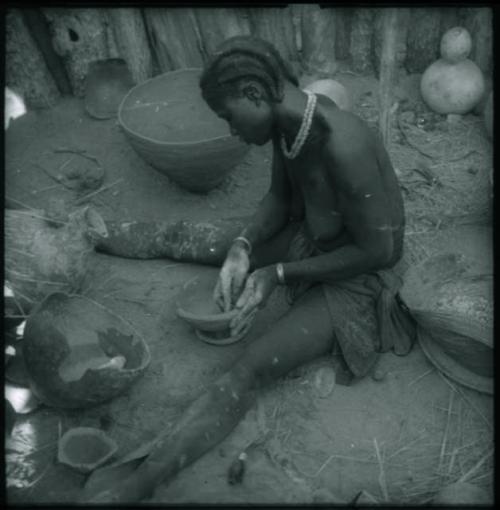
[[176, 271, 248, 345]]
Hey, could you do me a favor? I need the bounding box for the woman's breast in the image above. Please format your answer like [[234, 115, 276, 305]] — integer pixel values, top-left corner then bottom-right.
[[301, 173, 345, 247]]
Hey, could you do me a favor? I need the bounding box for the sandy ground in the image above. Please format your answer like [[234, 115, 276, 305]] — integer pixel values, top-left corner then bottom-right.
[[5, 71, 493, 504]]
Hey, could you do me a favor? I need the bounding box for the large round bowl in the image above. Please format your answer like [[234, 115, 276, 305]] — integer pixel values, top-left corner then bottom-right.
[[401, 252, 493, 394], [118, 68, 250, 193], [23, 292, 151, 409]]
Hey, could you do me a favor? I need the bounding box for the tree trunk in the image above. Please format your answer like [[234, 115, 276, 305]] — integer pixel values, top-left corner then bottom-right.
[[143, 8, 205, 72], [405, 7, 442, 74], [461, 7, 492, 76], [350, 8, 375, 74], [335, 8, 353, 62], [106, 8, 153, 84], [299, 5, 338, 76], [22, 8, 72, 95], [248, 7, 300, 73], [193, 7, 251, 57], [6, 9, 60, 108], [378, 9, 400, 149], [42, 7, 113, 97], [373, 8, 410, 78], [439, 6, 461, 34]]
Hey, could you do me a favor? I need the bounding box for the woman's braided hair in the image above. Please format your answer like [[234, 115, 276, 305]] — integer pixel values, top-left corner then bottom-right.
[[199, 35, 299, 108]]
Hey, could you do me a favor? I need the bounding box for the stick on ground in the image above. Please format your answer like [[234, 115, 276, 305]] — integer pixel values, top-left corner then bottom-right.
[[374, 438, 389, 502], [75, 178, 123, 205], [438, 389, 455, 476]]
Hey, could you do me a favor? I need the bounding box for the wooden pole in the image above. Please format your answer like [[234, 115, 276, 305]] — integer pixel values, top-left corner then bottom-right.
[[143, 8, 204, 71], [350, 8, 375, 74], [6, 9, 61, 108], [22, 8, 72, 95], [462, 7, 493, 75], [405, 8, 442, 73], [378, 8, 400, 149], [107, 8, 153, 84], [300, 4, 338, 76]]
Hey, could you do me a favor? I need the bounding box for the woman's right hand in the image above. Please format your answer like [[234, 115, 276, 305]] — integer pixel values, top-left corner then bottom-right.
[[214, 243, 250, 312]]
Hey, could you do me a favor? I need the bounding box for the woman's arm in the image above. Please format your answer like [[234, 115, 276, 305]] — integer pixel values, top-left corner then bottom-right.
[[235, 137, 291, 250]]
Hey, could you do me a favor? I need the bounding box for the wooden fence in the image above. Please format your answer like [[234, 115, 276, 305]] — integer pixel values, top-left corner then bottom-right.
[[6, 6, 493, 108]]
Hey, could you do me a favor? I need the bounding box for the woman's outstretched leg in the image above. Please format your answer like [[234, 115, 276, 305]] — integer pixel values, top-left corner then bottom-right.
[[87, 285, 334, 503], [95, 217, 299, 267]]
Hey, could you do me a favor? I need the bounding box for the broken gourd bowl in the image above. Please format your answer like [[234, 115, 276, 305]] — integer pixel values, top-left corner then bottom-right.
[[23, 292, 151, 409], [58, 427, 118, 473]]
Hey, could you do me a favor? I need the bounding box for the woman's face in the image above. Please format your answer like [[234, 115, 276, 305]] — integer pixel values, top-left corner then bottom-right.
[[213, 91, 274, 146]]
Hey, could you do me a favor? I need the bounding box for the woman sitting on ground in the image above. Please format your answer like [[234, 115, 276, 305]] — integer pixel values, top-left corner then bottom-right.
[[88, 35, 415, 503]]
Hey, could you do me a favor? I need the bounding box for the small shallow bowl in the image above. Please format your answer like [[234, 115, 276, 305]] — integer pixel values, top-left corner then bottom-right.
[[85, 58, 135, 120], [58, 427, 118, 474], [118, 68, 250, 193], [176, 271, 246, 345], [195, 328, 247, 346], [177, 302, 237, 333]]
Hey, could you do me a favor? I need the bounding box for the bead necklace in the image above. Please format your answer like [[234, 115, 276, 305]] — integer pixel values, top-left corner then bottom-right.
[[280, 90, 317, 160]]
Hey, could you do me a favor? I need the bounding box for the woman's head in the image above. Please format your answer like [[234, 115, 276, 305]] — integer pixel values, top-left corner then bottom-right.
[[200, 36, 299, 145]]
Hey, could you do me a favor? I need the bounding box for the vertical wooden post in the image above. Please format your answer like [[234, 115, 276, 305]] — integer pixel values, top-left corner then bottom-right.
[[143, 8, 204, 71], [405, 8, 442, 73], [6, 9, 61, 108], [299, 4, 338, 76], [22, 8, 72, 95], [107, 8, 153, 84], [193, 8, 251, 57], [373, 8, 410, 79], [378, 8, 400, 149], [350, 8, 375, 74], [248, 7, 300, 74], [335, 8, 353, 62], [461, 7, 492, 75]]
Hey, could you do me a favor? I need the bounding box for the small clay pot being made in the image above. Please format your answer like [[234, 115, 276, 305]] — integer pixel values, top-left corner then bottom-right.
[[176, 270, 249, 346]]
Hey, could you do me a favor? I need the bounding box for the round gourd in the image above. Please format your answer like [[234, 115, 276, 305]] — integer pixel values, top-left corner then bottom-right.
[[303, 79, 352, 111], [440, 26, 472, 63], [484, 91, 492, 139], [420, 59, 485, 114]]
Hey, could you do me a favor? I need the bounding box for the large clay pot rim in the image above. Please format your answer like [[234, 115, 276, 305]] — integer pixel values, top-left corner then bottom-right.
[[418, 326, 493, 395], [118, 68, 238, 147]]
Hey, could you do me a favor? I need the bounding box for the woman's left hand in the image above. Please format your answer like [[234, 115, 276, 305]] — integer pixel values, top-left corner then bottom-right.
[[230, 266, 278, 336]]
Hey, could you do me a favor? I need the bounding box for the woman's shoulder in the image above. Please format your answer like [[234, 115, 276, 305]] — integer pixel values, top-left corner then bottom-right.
[[314, 97, 373, 143], [321, 107, 377, 161]]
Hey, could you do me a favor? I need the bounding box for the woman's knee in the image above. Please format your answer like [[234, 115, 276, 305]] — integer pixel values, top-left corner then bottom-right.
[[215, 360, 260, 398], [233, 286, 334, 386]]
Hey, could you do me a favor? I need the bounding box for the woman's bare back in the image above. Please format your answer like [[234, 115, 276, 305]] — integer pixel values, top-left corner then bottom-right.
[[284, 96, 404, 264]]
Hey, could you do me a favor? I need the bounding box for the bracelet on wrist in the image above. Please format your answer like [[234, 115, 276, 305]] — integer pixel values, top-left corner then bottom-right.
[[276, 262, 286, 285], [233, 236, 252, 255]]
